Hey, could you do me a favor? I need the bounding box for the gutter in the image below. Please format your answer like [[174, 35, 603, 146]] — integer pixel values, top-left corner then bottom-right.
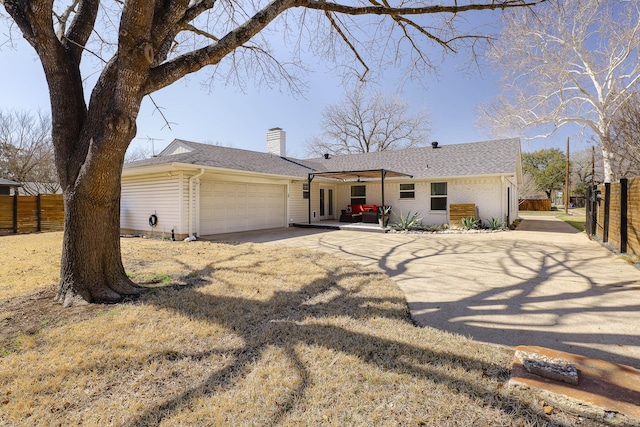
[[187, 168, 205, 240], [501, 175, 506, 222], [124, 162, 307, 181]]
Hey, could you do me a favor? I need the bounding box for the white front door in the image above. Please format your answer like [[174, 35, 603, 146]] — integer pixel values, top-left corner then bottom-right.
[[319, 187, 335, 220]]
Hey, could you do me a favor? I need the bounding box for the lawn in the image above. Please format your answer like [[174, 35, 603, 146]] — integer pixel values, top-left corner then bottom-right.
[[0, 232, 597, 426]]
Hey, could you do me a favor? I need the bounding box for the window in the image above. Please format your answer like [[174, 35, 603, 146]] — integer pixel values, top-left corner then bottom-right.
[[430, 182, 447, 211], [399, 183, 415, 199], [350, 185, 366, 205], [302, 182, 309, 199]]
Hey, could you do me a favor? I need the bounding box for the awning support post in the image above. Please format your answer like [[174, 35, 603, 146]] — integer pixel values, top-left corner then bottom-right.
[[381, 169, 386, 210], [308, 174, 314, 224]]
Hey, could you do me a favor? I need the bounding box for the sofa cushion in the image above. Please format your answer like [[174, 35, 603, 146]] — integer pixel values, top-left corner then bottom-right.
[[349, 204, 378, 213]]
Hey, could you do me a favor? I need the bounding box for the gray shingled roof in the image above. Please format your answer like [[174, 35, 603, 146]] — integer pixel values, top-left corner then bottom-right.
[[312, 138, 521, 179], [124, 138, 520, 179], [125, 140, 321, 177]]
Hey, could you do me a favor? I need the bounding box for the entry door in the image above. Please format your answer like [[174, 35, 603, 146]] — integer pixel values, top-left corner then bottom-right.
[[319, 187, 335, 220]]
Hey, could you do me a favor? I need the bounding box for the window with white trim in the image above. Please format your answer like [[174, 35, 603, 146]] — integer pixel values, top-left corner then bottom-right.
[[350, 185, 366, 205], [399, 183, 415, 199], [302, 182, 309, 199], [430, 182, 447, 211]]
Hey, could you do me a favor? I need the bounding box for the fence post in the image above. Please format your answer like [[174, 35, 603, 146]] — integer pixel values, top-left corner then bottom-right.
[[603, 183, 611, 243], [620, 178, 628, 253], [13, 192, 18, 234], [592, 186, 599, 238], [37, 194, 42, 232]]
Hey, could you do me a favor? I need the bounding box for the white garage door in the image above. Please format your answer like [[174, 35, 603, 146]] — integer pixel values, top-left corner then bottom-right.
[[200, 181, 286, 235]]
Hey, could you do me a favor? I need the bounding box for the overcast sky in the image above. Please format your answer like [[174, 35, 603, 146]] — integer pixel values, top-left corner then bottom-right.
[[0, 8, 587, 159]]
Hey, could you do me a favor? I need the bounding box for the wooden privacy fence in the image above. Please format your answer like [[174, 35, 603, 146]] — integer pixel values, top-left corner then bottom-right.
[[586, 177, 640, 256], [0, 194, 64, 234], [519, 198, 551, 211]]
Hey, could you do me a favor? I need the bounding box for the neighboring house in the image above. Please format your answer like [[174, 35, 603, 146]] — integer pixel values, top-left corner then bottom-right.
[[17, 182, 62, 196], [0, 178, 60, 196], [121, 128, 522, 239], [0, 178, 21, 195]]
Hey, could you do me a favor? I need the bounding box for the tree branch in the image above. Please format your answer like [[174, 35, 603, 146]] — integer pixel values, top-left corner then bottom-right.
[[144, 0, 542, 94], [302, 0, 545, 17], [181, 0, 217, 26], [183, 23, 220, 42], [53, 0, 79, 40], [64, 0, 100, 64], [145, 0, 299, 93], [323, 11, 369, 81]]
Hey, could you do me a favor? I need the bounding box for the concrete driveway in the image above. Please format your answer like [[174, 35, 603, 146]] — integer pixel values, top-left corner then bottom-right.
[[208, 215, 640, 368]]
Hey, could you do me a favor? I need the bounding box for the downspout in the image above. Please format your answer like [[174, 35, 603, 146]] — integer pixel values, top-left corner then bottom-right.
[[507, 186, 511, 226], [501, 175, 506, 223], [188, 168, 205, 240], [381, 169, 386, 208]]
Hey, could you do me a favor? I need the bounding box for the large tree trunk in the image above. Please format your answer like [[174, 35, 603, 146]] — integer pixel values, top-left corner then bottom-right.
[[601, 146, 615, 183], [55, 138, 147, 307]]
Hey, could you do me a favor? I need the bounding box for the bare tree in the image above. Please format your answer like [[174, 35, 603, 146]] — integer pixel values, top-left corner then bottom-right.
[[610, 93, 640, 177], [570, 146, 603, 196], [306, 87, 430, 156], [1, 0, 544, 306], [518, 171, 540, 199], [479, 0, 640, 182], [0, 110, 59, 195], [124, 145, 154, 163]]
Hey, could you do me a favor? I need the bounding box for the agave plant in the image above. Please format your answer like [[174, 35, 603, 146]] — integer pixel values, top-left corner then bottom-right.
[[461, 217, 482, 230], [393, 211, 423, 231], [379, 205, 392, 216], [486, 217, 506, 230]]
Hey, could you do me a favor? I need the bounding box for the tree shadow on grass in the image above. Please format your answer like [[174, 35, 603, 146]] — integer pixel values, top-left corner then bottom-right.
[[124, 252, 562, 426]]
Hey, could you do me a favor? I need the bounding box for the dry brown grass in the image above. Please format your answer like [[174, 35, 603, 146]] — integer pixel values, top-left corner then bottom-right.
[[0, 233, 62, 300], [0, 232, 596, 426]]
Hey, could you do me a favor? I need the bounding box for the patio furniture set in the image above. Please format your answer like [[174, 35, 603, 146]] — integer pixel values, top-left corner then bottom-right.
[[339, 204, 388, 224]]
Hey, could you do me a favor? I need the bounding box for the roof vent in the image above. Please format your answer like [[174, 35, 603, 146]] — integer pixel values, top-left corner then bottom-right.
[[324, 153, 331, 159], [431, 141, 439, 149]]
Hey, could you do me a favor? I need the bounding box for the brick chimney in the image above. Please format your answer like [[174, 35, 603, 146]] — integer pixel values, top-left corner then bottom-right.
[[267, 127, 286, 156]]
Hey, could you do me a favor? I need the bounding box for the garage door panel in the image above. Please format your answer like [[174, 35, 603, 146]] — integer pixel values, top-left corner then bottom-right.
[[200, 181, 285, 235]]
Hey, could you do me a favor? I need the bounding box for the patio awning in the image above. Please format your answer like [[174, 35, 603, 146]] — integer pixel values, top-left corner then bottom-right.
[[306, 169, 413, 224], [309, 168, 412, 181]]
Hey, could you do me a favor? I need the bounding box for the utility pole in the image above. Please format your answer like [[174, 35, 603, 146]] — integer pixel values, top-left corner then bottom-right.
[[564, 137, 570, 214], [591, 145, 595, 187]]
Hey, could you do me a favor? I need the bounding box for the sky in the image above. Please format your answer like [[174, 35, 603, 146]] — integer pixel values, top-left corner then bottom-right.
[[0, 7, 587, 159]]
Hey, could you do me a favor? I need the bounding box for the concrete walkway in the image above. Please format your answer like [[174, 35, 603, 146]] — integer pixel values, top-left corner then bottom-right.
[[207, 215, 640, 368]]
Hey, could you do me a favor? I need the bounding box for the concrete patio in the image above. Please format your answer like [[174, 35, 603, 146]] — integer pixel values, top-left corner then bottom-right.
[[205, 214, 640, 369]]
